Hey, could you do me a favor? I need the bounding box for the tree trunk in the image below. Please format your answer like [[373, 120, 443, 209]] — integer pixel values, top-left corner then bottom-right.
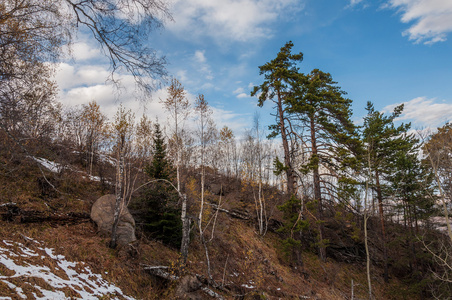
[[180, 194, 190, 265], [199, 165, 205, 235], [110, 140, 124, 249], [365, 148, 373, 299], [375, 169, 388, 282], [175, 115, 181, 192], [277, 91, 295, 196], [364, 213, 372, 299], [310, 116, 326, 262]]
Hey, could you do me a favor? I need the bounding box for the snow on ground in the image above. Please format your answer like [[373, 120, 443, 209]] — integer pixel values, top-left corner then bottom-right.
[[30, 156, 110, 184], [0, 238, 134, 299], [31, 157, 62, 173]]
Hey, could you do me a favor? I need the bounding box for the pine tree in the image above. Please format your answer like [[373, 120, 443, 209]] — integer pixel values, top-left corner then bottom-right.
[[145, 122, 172, 180], [389, 145, 435, 228], [362, 101, 413, 282], [277, 195, 308, 265], [289, 69, 361, 261], [251, 41, 303, 196], [140, 122, 181, 248]]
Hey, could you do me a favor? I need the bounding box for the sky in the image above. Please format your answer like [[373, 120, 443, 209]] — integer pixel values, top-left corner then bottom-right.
[[56, 0, 452, 136]]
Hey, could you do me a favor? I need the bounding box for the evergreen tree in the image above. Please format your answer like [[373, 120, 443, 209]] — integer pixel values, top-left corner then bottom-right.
[[145, 123, 172, 180], [362, 101, 413, 282], [251, 41, 303, 196], [389, 146, 435, 228], [289, 69, 361, 261], [139, 122, 181, 248], [385, 138, 435, 290], [277, 195, 309, 265]]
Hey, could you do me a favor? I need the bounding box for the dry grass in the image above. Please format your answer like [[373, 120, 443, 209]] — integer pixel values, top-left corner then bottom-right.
[[0, 220, 166, 299], [0, 160, 429, 299]]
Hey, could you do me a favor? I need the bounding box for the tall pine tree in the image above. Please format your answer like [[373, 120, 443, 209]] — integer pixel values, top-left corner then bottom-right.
[[289, 68, 361, 261], [251, 41, 303, 196], [362, 101, 413, 282]]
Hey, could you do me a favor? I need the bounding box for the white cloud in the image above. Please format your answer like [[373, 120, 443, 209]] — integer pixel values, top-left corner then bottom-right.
[[210, 106, 249, 133], [70, 42, 102, 61], [175, 70, 188, 83], [349, 0, 363, 6], [194, 50, 207, 63], [385, 0, 452, 44], [55, 63, 110, 90], [192, 50, 213, 80], [233, 87, 244, 94], [55, 62, 250, 135], [54, 61, 162, 120], [233, 86, 251, 99], [236, 93, 249, 99], [168, 0, 304, 43], [383, 97, 452, 127]]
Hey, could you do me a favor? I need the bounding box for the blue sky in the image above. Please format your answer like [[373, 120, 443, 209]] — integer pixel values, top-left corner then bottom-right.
[[56, 0, 452, 135]]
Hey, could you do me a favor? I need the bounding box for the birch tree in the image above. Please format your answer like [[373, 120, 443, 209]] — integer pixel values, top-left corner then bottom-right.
[[423, 123, 452, 241], [110, 105, 135, 248], [421, 124, 452, 296], [194, 94, 215, 280], [81, 101, 108, 176], [135, 114, 153, 160], [219, 126, 235, 177], [253, 114, 268, 236], [161, 78, 190, 191], [195, 94, 214, 233]]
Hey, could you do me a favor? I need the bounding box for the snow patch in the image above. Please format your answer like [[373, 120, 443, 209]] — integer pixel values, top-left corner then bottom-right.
[[31, 157, 62, 173], [0, 239, 134, 299], [31, 156, 112, 184]]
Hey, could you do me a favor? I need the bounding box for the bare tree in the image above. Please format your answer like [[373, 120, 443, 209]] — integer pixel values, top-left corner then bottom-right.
[[218, 126, 235, 177], [254, 114, 269, 236], [135, 114, 153, 160], [161, 78, 190, 191], [0, 66, 61, 141], [0, 0, 171, 195], [65, 0, 171, 93], [81, 101, 108, 175], [423, 124, 452, 241], [419, 125, 452, 296], [110, 104, 135, 248], [0, 0, 68, 84], [194, 94, 215, 280], [2, 0, 171, 101]]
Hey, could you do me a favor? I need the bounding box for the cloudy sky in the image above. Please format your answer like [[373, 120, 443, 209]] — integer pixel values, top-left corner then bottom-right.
[[56, 0, 452, 135]]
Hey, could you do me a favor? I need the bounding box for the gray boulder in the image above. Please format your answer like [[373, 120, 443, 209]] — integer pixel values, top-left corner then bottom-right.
[[175, 275, 203, 299], [90, 194, 136, 246], [209, 183, 224, 196]]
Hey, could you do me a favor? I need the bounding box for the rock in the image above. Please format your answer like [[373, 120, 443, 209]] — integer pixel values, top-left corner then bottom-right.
[[175, 275, 203, 299], [90, 194, 136, 246], [209, 183, 224, 196]]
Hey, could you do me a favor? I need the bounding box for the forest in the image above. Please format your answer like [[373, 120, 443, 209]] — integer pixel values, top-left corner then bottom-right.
[[1, 0, 451, 299]]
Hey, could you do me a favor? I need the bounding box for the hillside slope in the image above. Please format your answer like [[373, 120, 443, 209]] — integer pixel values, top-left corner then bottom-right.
[[0, 157, 446, 299]]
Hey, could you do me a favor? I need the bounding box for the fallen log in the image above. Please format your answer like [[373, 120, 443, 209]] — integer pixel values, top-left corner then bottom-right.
[[206, 202, 250, 220], [0, 203, 90, 225], [142, 265, 178, 281], [141, 264, 225, 299]]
